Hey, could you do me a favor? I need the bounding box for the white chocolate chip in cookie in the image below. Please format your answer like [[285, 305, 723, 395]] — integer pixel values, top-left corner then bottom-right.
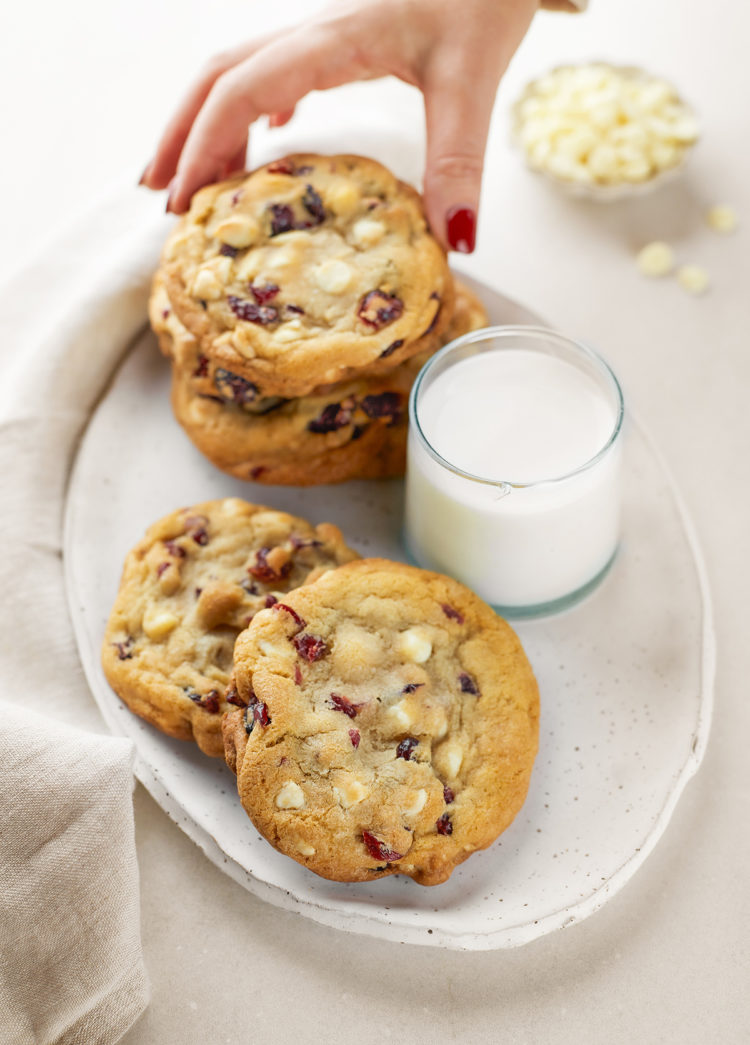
[[351, 218, 386, 247], [677, 264, 710, 295], [438, 742, 464, 779], [142, 607, 180, 641], [221, 498, 247, 516], [294, 838, 316, 857], [331, 622, 383, 681], [388, 699, 413, 730], [397, 627, 433, 663], [189, 267, 223, 301], [275, 781, 305, 809], [327, 182, 359, 216], [313, 258, 352, 294], [333, 776, 369, 808], [636, 241, 675, 278], [212, 215, 260, 249], [402, 789, 428, 820], [706, 205, 738, 234]]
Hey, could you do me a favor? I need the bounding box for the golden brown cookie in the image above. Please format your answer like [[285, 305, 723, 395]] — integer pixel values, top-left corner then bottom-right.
[[164, 281, 488, 486], [101, 499, 359, 757], [159, 154, 454, 397], [223, 559, 539, 885]]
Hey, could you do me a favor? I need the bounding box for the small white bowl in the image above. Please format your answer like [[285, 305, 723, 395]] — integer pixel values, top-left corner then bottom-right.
[[511, 62, 699, 201]]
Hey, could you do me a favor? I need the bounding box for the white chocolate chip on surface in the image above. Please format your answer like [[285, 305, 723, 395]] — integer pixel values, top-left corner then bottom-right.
[[677, 264, 710, 295], [636, 241, 675, 278], [275, 781, 305, 809], [333, 777, 369, 808], [142, 608, 180, 641], [313, 258, 352, 294], [294, 839, 316, 857], [397, 628, 433, 664], [706, 205, 738, 234], [402, 789, 428, 820], [513, 63, 698, 189]]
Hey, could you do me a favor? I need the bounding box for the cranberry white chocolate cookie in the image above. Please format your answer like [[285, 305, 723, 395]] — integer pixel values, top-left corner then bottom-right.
[[161, 280, 488, 486], [160, 154, 454, 397], [101, 499, 359, 757], [223, 559, 539, 885]]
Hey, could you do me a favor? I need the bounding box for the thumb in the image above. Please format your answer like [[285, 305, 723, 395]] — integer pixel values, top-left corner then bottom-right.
[[422, 68, 498, 254]]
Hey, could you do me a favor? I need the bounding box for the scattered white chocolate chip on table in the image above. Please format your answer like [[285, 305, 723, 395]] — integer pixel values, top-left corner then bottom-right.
[[706, 205, 739, 234], [636, 241, 675, 277], [677, 264, 710, 295], [513, 63, 699, 195]]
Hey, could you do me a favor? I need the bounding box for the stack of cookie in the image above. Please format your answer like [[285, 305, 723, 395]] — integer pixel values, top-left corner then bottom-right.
[[149, 154, 488, 485], [103, 498, 539, 886]]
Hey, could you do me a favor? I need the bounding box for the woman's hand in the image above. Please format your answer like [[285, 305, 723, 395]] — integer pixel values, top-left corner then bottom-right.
[[140, 0, 540, 251]]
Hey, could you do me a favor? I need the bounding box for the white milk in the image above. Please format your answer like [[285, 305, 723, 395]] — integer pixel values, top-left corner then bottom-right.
[[405, 341, 623, 613]]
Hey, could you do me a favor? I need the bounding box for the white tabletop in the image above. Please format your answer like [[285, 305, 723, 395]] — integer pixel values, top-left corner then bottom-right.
[[4, 0, 749, 1041]]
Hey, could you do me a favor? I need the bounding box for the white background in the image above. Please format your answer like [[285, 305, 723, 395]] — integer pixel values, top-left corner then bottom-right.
[[3, 0, 749, 1041]]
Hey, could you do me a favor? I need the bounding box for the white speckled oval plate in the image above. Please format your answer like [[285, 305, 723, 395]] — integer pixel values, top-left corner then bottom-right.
[[64, 272, 714, 950]]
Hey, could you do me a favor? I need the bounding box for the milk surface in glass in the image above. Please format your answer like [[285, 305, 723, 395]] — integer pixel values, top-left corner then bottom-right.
[[405, 329, 623, 615]]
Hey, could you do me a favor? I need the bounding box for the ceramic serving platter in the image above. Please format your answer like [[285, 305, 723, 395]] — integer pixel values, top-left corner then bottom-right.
[[64, 274, 714, 950]]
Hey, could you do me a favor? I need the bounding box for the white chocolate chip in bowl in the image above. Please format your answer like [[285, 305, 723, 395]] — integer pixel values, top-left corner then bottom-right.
[[397, 627, 432, 664], [512, 62, 698, 200], [275, 781, 305, 809]]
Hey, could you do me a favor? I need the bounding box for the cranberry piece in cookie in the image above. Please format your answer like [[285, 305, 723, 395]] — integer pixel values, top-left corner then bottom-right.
[[214, 368, 260, 405], [227, 296, 279, 325], [357, 290, 404, 329], [292, 633, 329, 662], [328, 693, 362, 718], [396, 737, 419, 761], [362, 831, 403, 863], [249, 282, 280, 305], [301, 184, 326, 225], [307, 401, 353, 434], [268, 203, 295, 236]]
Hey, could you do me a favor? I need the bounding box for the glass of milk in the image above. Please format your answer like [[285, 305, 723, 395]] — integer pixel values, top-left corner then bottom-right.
[[404, 326, 624, 617]]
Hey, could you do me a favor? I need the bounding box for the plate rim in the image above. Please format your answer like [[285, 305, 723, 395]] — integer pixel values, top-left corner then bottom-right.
[[62, 277, 715, 951]]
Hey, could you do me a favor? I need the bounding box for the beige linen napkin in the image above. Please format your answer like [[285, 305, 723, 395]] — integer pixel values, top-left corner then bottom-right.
[[0, 187, 169, 1044], [0, 704, 147, 1045]]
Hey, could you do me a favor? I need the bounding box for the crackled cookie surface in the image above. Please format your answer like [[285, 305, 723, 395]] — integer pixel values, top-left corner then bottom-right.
[[160, 154, 453, 397], [164, 280, 488, 485], [223, 559, 539, 885], [102, 499, 358, 757]]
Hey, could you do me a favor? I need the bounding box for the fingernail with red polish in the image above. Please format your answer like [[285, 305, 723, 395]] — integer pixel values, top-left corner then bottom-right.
[[138, 163, 152, 186], [446, 206, 476, 254], [165, 180, 178, 213]]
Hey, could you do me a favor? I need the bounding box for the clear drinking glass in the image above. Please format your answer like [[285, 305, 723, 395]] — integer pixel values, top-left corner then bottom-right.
[[404, 326, 625, 618]]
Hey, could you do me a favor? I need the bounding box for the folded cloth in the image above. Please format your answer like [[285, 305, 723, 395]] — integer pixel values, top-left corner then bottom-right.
[[0, 704, 148, 1045], [0, 187, 169, 1044]]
